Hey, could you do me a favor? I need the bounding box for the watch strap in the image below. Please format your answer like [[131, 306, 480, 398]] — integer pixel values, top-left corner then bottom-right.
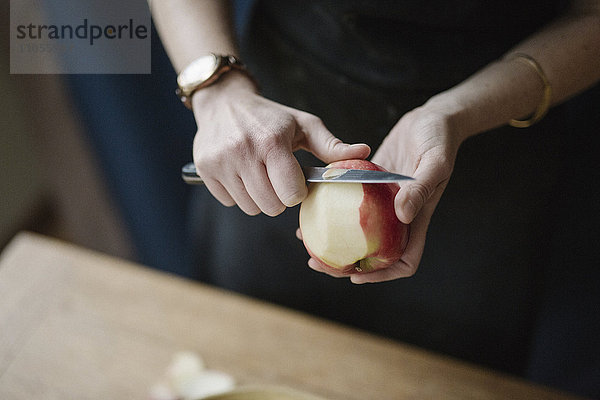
[[176, 54, 251, 110]]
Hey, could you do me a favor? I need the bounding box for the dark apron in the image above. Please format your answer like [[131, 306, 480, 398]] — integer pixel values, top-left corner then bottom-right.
[[188, 1, 600, 391]]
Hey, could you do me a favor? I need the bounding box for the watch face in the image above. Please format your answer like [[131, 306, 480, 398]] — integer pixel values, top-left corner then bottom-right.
[[177, 54, 219, 92]]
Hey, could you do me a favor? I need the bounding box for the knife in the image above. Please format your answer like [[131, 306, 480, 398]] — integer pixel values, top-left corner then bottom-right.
[[181, 162, 413, 184]]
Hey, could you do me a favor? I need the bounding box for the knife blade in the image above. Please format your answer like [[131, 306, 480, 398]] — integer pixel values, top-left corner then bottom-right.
[[182, 162, 413, 184], [301, 166, 414, 183]]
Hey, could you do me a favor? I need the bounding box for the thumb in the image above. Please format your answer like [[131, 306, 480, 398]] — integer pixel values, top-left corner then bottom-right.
[[395, 159, 450, 224], [296, 114, 370, 163]]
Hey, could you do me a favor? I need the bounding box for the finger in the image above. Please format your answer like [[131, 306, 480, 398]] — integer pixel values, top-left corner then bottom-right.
[[350, 261, 416, 284], [294, 113, 371, 163], [242, 164, 286, 216], [265, 150, 308, 207], [351, 194, 436, 284], [202, 177, 236, 207], [307, 258, 349, 278], [223, 176, 261, 216], [296, 228, 303, 240]]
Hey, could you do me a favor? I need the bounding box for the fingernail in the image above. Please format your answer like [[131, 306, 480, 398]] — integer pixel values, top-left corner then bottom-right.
[[350, 275, 367, 284], [283, 190, 307, 207]]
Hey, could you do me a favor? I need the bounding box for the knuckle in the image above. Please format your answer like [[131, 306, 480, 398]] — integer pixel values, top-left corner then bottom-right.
[[409, 182, 432, 204], [226, 135, 253, 155], [262, 131, 288, 154], [194, 145, 222, 171], [261, 122, 295, 156], [326, 136, 342, 152], [194, 153, 219, 175]]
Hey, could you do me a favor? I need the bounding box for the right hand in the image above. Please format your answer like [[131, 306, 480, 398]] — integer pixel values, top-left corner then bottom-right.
[[190, 73, 371, 216]]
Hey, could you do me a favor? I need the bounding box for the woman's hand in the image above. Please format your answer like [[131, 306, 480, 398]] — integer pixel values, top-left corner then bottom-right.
[[304, 104, 462, 283], [191, 74, 371, 216]]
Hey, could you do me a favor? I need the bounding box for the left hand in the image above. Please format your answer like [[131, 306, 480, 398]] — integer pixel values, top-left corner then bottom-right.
[[301, 105, 463, 283]]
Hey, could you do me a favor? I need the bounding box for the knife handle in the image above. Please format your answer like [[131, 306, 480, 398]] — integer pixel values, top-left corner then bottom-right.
[[184, 162, 300, 185], [182, 163, 312, 185], [181, 163, 205, 185]]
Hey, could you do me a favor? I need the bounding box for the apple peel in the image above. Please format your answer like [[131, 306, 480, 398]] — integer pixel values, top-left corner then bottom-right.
[[149, 351, 235, 400], [299, 159, 409, 275]]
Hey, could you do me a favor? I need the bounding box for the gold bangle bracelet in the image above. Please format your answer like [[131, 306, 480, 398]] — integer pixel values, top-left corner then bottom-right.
[[507, 53, 553, 128]]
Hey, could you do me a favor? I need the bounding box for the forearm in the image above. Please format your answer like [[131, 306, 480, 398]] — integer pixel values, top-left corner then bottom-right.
[[426, 1, 600, 141], [149, 0, 238, 72]]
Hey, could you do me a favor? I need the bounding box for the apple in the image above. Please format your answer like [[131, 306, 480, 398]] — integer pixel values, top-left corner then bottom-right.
[[299, 159, 409, 274]]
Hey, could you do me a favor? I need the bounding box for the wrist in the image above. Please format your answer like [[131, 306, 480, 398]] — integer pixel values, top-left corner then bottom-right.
[[421, 56, 553, 143], [190, 69, 258, 110], [417, 94, 470, 146], [421, 82, 505, 144]]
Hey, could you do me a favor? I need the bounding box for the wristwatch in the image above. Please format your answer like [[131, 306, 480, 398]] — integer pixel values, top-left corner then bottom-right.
[[176, 53, 249, 109]]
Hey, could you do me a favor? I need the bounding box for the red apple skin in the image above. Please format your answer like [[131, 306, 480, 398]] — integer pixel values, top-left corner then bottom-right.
[[302, 159, 410, 275]]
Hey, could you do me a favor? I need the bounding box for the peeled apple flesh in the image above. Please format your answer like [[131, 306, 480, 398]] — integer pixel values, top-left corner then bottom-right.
[[299, 159, 409, 274]]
